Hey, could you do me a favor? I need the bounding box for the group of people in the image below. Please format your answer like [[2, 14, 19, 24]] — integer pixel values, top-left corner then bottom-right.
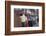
[[14, 9, 39, 27], [19, 13, 35, 27]]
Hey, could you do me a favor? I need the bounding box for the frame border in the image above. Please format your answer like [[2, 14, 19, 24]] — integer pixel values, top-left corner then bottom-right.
[[5, 1, 45, 35]]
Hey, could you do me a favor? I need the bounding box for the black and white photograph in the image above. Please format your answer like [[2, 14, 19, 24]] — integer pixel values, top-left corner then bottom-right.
[[14, 8, 39, 27]]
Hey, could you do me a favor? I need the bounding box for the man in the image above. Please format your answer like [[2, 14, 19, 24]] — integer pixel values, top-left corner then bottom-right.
[[20, 14, 27, 27]]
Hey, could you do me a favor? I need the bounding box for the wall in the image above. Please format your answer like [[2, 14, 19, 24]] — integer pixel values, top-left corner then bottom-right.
[[0, 0, 46, 36]]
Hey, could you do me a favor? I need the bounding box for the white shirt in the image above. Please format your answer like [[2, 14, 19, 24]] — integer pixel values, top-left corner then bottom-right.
[[20, 14, 27, 22]]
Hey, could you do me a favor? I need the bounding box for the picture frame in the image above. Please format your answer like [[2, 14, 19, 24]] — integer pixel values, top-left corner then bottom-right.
[[5, 1, 45, 35]]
